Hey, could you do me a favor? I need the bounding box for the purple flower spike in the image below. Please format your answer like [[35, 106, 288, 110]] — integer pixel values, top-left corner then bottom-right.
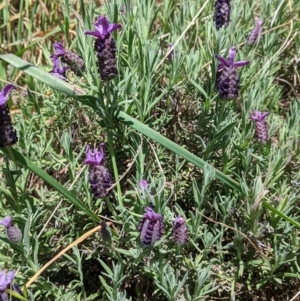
[[0, 270, 16, 292], [50, 54, 69, 80], [84, 16, 122, 81], [84, 144, 105, 165], [0, 85, 18, 148], [215, 47, 250, 99], [250, 110, 269, 143], [172, 216, 189, 245], [139, 179, 148, 190], [0, 85, 15, 106], [213, 0, 231, 29], [84, 16, 121, 40], [139, 207, 163, 247], [0, 269, 23, 301], [248, 19, 263, 45], [0, 216, 22, 242], [84, 144, 112, 198], [52, 41, 85, 75]]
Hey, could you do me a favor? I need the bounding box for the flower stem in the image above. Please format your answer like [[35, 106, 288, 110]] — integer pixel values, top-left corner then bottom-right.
[[104, 81, 123, 206]]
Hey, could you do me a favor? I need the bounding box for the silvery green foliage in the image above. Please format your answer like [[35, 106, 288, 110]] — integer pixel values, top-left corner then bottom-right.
[[99, 261, 131, 301], [154, 263, 188, 301]]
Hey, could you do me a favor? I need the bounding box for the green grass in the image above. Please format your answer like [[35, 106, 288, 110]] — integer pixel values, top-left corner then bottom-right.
[[0, 0, 300, 300]]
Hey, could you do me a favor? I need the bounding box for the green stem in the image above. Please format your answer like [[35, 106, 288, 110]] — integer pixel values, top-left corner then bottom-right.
[[104, 82, 123, 206], [4, 147, 20, 213]]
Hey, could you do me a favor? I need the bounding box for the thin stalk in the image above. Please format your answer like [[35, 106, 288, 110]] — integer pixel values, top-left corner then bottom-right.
[[104, 81, 122, 206]]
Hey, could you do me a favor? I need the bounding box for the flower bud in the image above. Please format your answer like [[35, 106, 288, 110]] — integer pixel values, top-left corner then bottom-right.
[[250, 110, 269, 143], [172, 216, 189, 245], [213, 0, 231, 29], [248, 19, 263, 45]]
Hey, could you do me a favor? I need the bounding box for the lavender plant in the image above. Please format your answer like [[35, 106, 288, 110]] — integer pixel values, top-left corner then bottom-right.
[[52, 41, 85, 75], [0, 269, 23, 301], [250, 110, 269, 143], [0, 85, 18, 147], [248, 19, 263, 45], [0, 216, 22, 242], [215, 47, 250, 99], [84, 16, 122, 81], [213, 0, 231, 29], [49, 54, 69, 80], [139, 207, 163, 246], [172, 216, 189, 245], [0, 0, 300, 300], [84, 143, 113, 199]]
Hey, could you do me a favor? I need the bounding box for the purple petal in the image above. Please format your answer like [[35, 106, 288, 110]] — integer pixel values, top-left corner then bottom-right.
[[228, 47, 237, 65], [250, 110, 269, 121], [234, 60, 250, 67], [0, 270, 5, 284], [0, 216, 13, 228], [107, 23, 122, 34], [83, 30, 103, 39], [6, 270, 16, 283], [215, 55, 230, 67], [0, 269, 16, 291], [0, 84, 16, 106], [49, 54, 69, 79], [139, 179, 148, 189], [95, 16, 110, 38], [84, 144, 105, 165], [50, 54, 60, 67], [143, 207, 162, 221], [84, 16, 121, 40], [53, 41, 66, 56], [216, 47, 250, 69]]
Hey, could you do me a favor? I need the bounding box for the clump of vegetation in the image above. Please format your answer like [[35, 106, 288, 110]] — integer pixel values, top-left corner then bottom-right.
[[0, 0, 300, 300]]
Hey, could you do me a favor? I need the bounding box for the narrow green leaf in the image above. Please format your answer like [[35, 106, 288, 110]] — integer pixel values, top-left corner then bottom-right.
[[0, 147, 99, 222], [116, 110, 241, 191], [262, 202, 300, 228]]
